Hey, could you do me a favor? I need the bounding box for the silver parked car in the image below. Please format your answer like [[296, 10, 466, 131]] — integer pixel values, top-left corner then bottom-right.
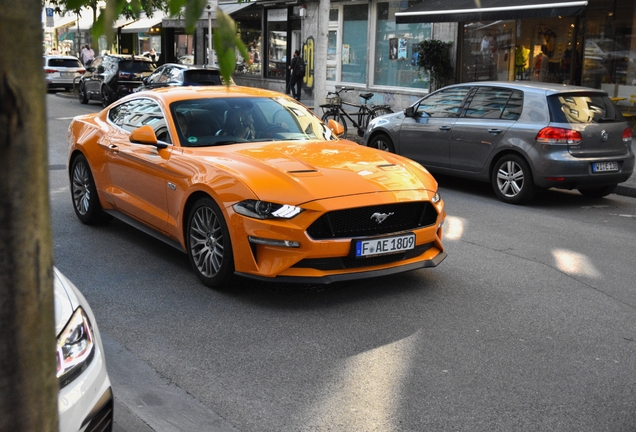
[[364, 82, 635, 204]]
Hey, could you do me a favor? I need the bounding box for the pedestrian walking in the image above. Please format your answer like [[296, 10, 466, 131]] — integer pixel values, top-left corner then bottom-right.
[[81, 45, 95, 66], [288, 50, 304, 102]]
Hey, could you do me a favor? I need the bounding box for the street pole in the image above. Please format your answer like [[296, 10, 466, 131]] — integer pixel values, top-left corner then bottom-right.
[[206, 0, 217, 66]]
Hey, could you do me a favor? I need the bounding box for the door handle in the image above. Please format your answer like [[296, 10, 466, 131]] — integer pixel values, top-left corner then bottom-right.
[[108, 144, 119, 154], [439, 126, 451, 131], [488, 128, 503, 134]]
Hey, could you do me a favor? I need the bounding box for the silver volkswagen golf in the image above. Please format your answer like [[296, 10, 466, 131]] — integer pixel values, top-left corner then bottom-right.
[[364, 82, 635, 204]]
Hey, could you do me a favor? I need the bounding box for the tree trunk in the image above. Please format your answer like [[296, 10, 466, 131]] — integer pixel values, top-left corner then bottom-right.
[[0, 0, 57, 430]]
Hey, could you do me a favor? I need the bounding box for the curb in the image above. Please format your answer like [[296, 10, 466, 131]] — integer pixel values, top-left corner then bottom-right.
[[616, 184, 636, 198]]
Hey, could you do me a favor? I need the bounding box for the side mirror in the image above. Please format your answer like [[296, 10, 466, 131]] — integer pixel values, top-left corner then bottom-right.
[[327, 119, 345, 137], [404, 106, 416, 117], [130, 125, 167, 148], [87, 66, 95, 73], [96, 65, 105, 73]]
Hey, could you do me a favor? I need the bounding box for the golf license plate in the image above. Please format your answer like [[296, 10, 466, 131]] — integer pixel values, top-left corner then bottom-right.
[[592, 161, 618, 173], [355, 233, 415, 258]]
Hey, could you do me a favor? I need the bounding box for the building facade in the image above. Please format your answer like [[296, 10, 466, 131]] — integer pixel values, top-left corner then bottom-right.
[[44, 0, 636, 111]]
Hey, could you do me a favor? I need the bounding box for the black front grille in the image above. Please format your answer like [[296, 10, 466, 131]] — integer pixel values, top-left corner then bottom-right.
[[307, 202, 438, 240], [84, 394, 113, 432]]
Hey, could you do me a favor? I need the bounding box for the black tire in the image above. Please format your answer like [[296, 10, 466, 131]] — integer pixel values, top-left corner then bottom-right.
[[186, 197, 234, 288], [366, 107, 393, 128], [578, 184, 617, 198], [368, 133, 395, 153], [78, 82, 88, 104], [491, 154, 536, 204], [322, 111, 348, 136], [70, 154, 111, 224], [101, 85, 112, 108]]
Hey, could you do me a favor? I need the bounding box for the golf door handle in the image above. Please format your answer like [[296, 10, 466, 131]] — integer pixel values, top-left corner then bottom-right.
[[439, 126, 452, 131], [488, 128, 503, 134]]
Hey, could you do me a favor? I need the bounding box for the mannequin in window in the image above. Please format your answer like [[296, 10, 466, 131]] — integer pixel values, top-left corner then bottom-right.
[[533, 48, 549, 82], [481, 34, 493, 59], [515, 45, 530, 79]]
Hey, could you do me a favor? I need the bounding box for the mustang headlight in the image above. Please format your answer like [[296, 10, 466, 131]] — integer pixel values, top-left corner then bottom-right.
[[431, 192, 441, 204], [56, 307, 95, 389], [233, 200, 303, 220]]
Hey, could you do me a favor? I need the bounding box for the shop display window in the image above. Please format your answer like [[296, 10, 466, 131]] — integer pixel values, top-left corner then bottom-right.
[[341, 4, 368, 84], [373, 2, 431, 89], [235, 8, 263, 76], [267, 10, 288, 79], [461, 21, 516, 83]]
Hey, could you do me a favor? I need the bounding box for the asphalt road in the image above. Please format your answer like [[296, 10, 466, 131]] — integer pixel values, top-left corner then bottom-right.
[[47, 92, 636, 432]]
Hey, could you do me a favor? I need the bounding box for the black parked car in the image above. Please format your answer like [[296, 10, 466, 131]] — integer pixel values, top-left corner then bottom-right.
[[135, 63, 233, 92], [78, 54, 155, 107]]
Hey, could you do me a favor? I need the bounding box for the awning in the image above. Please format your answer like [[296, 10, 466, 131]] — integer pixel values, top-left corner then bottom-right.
[[395, 0, 588, 24], [162, 2, 256, 28], [120, 11, 166, 33], [218, 2, 255, 15]]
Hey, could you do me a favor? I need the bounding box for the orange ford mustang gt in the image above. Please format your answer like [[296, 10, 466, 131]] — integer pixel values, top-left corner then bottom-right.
[[68, 86, 447, 287]]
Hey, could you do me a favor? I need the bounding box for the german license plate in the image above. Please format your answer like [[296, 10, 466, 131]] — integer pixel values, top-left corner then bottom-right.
[[61, 72, 74, 77], [355, 233, 415, 258], [592, 161, 618, 173]]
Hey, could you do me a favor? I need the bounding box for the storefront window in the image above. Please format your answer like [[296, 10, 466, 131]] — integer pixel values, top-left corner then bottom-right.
[[342, 4, 368, 84], [461, 18, 579, 86], [327, 30, 337, 81], [235, 7, 262, 76], [267, 9, 288, 79], [174, 34, 194, 64], [462, 21, 516, 82], [583, 0, 635, 94], [374, 2, 430, 89]]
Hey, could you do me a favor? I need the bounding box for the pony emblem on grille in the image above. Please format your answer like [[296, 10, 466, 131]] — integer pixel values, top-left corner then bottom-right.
[[370, 212, 394, 224]]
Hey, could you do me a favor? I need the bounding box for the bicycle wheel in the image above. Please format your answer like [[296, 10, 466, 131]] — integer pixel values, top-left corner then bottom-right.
[[367, 107, 394, 127], [322, 110, 348, 136]]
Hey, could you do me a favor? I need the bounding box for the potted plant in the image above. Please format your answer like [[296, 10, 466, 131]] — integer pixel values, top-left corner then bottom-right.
[[417, 40, 454, 91]]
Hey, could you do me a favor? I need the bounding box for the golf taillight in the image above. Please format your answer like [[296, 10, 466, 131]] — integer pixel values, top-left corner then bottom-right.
[[536, 127, 582, 144], [44, 68, 57, 74], [622, 127, 632, 142]]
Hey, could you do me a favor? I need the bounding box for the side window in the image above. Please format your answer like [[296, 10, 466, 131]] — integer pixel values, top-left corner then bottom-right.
[[417, 87, 471, 118], [167, 68, 182, 82], [158, 68, 172, 83], [503, 91, 523, 120], [109, 99, 170, 142], [91, 57, 102, 70], [147, 68, 163, 84], [464, 88, 524, 120], [108, 101, 133, 127]]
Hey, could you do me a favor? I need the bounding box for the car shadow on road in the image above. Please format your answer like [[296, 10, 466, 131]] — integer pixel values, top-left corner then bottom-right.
[[434, 173, 627, 209]]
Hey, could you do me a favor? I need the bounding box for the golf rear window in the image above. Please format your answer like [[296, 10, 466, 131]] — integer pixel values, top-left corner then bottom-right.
[[548, 92, 621, 124]]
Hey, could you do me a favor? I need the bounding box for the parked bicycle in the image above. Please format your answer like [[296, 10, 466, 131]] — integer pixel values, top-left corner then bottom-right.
[[320, 88, 393, 137]]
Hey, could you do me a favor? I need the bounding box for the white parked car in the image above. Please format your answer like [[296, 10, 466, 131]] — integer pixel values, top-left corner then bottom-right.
[[54, 267, 113, 431], [43, 55, 85, 91]]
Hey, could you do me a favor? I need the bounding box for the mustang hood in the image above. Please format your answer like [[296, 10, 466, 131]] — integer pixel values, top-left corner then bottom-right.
[[191, 140, 437, 204]]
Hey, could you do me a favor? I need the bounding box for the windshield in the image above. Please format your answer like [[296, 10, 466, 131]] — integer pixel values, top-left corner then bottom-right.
[[170, 97, 338, 147]]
